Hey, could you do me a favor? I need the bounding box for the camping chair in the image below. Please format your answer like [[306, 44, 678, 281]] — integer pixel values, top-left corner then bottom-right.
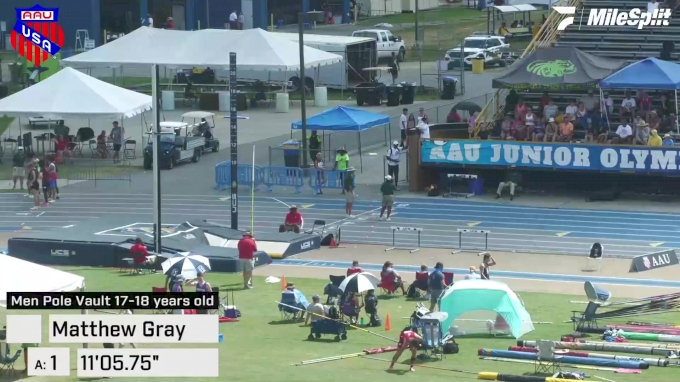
[[443, 272, 454, 286], [279, 292, 301, 321], [414, 272, 429, 292], [151, 287, 170, 314], [571, 301, 600, 332], [0, 344, 22, 377], [89, 139, 99, 158], [305, 220, 326, 236], [534, 340, 563, 374], [378, 274, 398, 295], [324, 275, 345, 304], [340, 297, 360, 324]]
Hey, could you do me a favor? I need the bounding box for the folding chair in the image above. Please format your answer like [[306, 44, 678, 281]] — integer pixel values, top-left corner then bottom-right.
[[124, 139, 137, 160], [324, 275, 345, 304], [378, 274, 398, 295], [305, 220, 326, 236], [119, 258, 135, 273], [89, 139, 99, 157], [279, 292, 301, 321], [534, 340, 562, 374], [571, 301, 600, 332], [414, 272, 429, 292], [151, 287, 170, 314], [443, 272, 454, 286], [0, 344, 22, 377]]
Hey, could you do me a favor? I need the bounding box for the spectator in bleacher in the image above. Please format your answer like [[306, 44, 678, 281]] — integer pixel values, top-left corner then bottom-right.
[[639, 92, 653, 121], [539, 92, 551, 114], [601, 92, 614, 117], [468, 112, 478, 134], [544, 117, 558, 142], [659, 94, 671, 117], [576, 102, 588, 128], [446, 108, 461, 123], [418, 107, 429, 123], [500, 114, 514, 140], [580, 90, 600, 124], [532, 116, 545, 142], [514, 99, 528, 120], [649, 129, 663, 146], [620, 93, 637, 120], [649, 111, 661, 131], [662, 133, 674, 146], [543, 99, 558, 121], [613, 118, 633, 144], [557, 115, 574, 142], [498, 22, 510, 36], [592, 119, 609, 144], [634, 120, 651, 145], [648, 0, 660, 13], [565, 100, 578, 119], [505, 90, 519, 115], [515, 119, 529, 141], [524, 106, 536, 128]]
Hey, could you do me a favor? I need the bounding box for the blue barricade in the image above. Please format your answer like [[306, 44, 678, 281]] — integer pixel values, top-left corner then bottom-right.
[[215, 163, 265, 191], [308, 169, 346, 194], [264, 166, 304, 193]]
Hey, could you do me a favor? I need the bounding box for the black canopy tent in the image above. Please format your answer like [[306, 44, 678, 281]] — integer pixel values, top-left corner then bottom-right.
[[492, 47, 626, 91]]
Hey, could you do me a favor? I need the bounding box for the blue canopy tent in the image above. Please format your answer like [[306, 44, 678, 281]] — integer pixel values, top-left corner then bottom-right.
[[599, 57, 680, 132], [291, 106, 391, 171]]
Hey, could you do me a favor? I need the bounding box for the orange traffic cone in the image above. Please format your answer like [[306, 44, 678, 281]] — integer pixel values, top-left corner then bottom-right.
[[329, 237, 336, 247], [281, 276, 287, 290], [385, 314, 391, 331]]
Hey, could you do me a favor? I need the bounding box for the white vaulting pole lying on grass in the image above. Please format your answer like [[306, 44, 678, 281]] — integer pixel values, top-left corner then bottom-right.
[[293, 352, 366, 366]]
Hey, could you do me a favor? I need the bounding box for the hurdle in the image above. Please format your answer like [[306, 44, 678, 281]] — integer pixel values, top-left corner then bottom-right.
[[385, 226, 423, 253], [451, 228, 490, 254]]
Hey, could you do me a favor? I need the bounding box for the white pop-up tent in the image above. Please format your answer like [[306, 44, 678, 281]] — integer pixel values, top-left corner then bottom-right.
[[61, 27, 343, 71], [0, 67, 152, 119], [0, 255, 85, 307]]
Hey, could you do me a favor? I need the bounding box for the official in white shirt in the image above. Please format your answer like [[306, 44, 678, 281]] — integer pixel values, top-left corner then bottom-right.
[[229, 10, 238, 29], [399, 108, 408, 145], [613, 118, 633, 144], [416, 117, 430, 140], [386, 141, 407, 191], [647, 0, 659, 13]]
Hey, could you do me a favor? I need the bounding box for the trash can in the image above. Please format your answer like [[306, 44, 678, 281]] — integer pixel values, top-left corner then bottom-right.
[[468, 177, 484, 196], [355, 82, 385, 106], [471, 58, 485, 74], [441, 76, 457, 100], [400, 82, 416, 105], [282, 140, 301, 168], [386, 84, 402, 107]]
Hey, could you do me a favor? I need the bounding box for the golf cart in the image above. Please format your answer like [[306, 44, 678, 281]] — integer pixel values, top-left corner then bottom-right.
[[143, 121, 204, 170], [181, 111, 220, 153]]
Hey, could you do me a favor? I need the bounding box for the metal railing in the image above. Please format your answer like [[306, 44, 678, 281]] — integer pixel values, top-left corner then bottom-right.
[[473, 0, 583, 136], [66, 160, 133, 187]]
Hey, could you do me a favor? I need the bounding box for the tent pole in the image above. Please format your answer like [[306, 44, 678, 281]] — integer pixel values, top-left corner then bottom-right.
[[675, 90, 679, 134], [358, 130, 363, 172], [152, 64, 162, 253]]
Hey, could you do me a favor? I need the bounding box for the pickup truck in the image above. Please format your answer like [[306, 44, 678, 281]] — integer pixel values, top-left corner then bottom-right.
[[352, 29, 406, 62]]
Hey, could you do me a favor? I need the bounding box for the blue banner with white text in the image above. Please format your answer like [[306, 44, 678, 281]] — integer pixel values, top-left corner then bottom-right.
[[421, 141, 680, 173]]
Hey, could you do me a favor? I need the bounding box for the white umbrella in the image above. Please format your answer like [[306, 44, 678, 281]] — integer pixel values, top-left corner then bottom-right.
[[161, 252, 211, 279], [338, 272, 380, 294]]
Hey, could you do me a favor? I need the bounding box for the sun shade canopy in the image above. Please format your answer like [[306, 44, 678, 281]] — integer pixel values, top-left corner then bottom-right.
[[62, 27, 343, 71], [0, 67, 152, 119], [600, 57, 680, 90], [291, 106, 390, 132]]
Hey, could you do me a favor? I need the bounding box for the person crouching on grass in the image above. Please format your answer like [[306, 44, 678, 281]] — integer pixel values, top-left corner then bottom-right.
[[388, 327, 423, 372]]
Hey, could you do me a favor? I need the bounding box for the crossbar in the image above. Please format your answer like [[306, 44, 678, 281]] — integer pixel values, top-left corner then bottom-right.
[[385, 226, 423, 253], [451, 228, 490, 254]]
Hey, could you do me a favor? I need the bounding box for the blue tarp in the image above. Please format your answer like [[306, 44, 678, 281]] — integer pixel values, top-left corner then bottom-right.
[[600, 57, 680, 90], [291, 106, 390, 132]]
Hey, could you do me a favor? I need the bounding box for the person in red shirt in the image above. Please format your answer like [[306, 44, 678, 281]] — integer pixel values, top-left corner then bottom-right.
[[346, 260, 363, 276], [130, 238, 149, 272], [54, 135, 72, 162], [279, 205, 302, 233], [238, 231, 257, 289], [388, 327, 423, 372]]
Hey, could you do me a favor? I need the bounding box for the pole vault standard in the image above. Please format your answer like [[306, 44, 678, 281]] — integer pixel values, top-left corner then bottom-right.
[[152, 64, 162, 253], [275, 301, 397, 343]]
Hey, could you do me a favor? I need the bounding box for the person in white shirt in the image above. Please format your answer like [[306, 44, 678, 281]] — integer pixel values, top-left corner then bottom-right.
[[238, 11, 245, 30], [601, 93, 614, 117], [417, 117, 430, 140], [304, 295, 326, 325], [229, 10, 238, 29], [564, 101, 578, 118], [399, 108, 408, 145], [143, 13, 153, 27], [648, 0, 659, 13], [386, 141, 407, 191], [613, 118, 633, 144], [464, 266, 481, 280], [620, 94, 637, 119]]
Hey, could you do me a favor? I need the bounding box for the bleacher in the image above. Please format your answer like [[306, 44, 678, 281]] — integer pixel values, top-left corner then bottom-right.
[[496, 0, 680, 128]]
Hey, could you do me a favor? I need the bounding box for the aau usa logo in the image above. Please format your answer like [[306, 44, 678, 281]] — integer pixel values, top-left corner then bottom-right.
[[10, 4, 65, 67]]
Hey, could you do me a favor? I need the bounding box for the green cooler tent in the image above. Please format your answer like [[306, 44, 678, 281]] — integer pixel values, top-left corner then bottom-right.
[[439, 279, 535, 338]]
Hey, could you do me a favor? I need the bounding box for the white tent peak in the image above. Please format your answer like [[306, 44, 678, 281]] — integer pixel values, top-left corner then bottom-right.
[[62, 26, 342, 71], [0, 67, 152, 119]]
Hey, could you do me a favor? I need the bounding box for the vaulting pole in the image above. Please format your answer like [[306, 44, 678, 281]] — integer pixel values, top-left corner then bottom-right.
[[152, 63, 162, 253]]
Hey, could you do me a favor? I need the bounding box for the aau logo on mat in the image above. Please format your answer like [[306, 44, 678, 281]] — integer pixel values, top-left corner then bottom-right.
[[630, 249, 679, 273]]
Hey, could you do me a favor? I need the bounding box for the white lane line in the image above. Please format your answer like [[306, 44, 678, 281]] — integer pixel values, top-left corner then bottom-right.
[[269, 197, 291, 208]]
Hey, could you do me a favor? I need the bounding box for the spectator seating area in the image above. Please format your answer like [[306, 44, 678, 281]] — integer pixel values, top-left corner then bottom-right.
[[555, 0, 680, 62]]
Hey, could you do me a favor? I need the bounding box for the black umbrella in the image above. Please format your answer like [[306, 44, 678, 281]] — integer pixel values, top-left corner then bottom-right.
[[453, 101, 483, 114]]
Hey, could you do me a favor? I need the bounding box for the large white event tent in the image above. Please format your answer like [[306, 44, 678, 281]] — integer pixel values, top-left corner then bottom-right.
[[61, 26, 343, 70], [0, 255, 85, 307], [0, 67, 152, 119]]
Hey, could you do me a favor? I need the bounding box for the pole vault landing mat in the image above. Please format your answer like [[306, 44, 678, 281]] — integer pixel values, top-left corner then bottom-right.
[[5, 219, 287, 273]]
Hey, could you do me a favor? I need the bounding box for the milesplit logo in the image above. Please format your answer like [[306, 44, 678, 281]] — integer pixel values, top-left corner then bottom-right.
[[554, 7, 672, 30]]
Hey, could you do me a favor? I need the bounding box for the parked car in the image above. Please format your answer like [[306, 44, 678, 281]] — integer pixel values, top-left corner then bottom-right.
[[445, 34, 510, 69]]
